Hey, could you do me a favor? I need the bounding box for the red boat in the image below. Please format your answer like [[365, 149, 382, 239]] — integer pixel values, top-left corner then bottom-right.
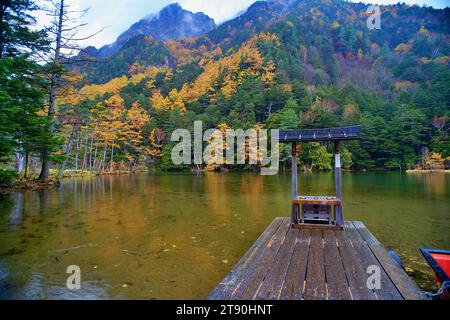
[[421, 248, 450, 300]]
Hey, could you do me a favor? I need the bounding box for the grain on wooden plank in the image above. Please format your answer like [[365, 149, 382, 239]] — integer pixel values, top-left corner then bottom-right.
[[207, 217, 284, 300], [292, 223, 343, 231], [232, 219, 291, 300], [335, 228, 377, 300], [323, 230, 351, 300], [369, 245, 428, 300], [255, 227, 299, 300], [352, 221, 381, 245], [345, 222, 403, 300], [280, 229, 311, 300], [304, 230, 327, 300]]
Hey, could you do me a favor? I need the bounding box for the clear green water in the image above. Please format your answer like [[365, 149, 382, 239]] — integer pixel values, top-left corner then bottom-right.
[[0, 172, 448, 300]]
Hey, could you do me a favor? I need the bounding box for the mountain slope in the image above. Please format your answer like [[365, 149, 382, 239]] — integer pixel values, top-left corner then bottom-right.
[[92, 3, 215, 58], [75, 3, 216, 83]]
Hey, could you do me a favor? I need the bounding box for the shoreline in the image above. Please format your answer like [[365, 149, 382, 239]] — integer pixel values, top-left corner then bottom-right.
[[406, 169, 450, 173], [0, 169, 145, 194]]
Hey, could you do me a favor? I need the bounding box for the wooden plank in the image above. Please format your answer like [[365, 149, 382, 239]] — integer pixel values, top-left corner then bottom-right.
[[304, 230, 327, 300], [369, 245, 428, 300], [323, 230, 352, 300], [293, 198, 342, 206], [293, 223, 343, 231], [280, 229, 311, 300], [345, 223, 403, 300], [352, 221, 381, 245], [255, 228, 299, 300], [207, 217, 284, 300], [232, 219, 291, 300], [352, 221, 427, 300], [335, 229, 377, 300]]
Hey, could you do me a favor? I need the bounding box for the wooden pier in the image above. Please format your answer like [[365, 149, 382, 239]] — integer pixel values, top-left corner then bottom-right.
[[208, 218, 427, 300]]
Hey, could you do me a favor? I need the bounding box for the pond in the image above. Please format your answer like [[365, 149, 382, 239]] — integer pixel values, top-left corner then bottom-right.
[[0, 172, 449, 299]]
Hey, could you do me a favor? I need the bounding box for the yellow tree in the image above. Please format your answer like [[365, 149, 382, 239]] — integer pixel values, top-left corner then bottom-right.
[[145, 128, 165, 166], [121, 102, 151, 170], [262, 61, 276, 85], [205, 123, 230, 172], [128, 61, 145, 75], [79, 76, 129, 100], [151, 90, 170, 110], [150, 89, 186, 112], [246, 123, 265, 168], [168, 89, 186, 112], [94, 94, 125, 172]]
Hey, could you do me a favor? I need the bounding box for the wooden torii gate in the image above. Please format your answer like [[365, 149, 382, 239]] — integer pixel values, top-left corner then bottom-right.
[[279, 126, 363, 230]]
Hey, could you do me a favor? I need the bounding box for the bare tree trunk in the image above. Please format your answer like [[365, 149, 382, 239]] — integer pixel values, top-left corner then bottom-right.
[[93, 145, 98, 170], [82, 128, 89, 170], [15, 151, 25, 173], [75, 129, 80, 171], [59, 124, 78, 177], [131, 154, 140, 173], [266, 102, 273, 118], [89, 129, 94, 170], [99, 145, 108, 172], [24, 152, 29, 179], [39, 0, 65, 182], [110, 140, 115, 173]]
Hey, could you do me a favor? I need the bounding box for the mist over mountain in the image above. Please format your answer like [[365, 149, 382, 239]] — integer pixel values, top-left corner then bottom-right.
[[88, 3, 216, 57]]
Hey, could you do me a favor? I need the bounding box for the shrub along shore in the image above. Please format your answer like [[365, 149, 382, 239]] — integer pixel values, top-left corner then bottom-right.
[[0, 168, 148, 194]]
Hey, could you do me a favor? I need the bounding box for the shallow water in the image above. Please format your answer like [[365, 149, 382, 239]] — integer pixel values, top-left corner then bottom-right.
[[0, 172, 448, 300]]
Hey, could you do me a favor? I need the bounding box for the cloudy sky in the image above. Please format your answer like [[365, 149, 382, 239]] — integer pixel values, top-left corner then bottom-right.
[[34, 0, 450, 48]]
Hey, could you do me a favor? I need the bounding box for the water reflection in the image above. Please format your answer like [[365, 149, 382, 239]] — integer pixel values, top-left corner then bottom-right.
[[10, 193, 24, 228], [0, 172, 449, 299]]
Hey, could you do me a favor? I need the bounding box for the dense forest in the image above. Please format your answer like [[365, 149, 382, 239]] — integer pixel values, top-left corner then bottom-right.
[[1, 0, 450, 187]]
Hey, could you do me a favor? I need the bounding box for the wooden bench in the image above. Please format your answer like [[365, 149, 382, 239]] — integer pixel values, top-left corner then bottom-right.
[[293, 196, 342, 206], [292, 196, 342, 228]]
